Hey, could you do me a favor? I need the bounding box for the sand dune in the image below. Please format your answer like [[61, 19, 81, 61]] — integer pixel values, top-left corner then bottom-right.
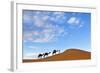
[[23, 48, 91, 63]]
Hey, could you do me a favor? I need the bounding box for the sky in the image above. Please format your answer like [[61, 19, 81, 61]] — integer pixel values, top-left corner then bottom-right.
[[22, 10, 91, 59]]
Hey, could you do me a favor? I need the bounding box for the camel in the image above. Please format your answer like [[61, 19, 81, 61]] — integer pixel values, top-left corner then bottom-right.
[[43, 52, 51, 58], [38, 53, 43, 58], [52, 50, 60, 55]]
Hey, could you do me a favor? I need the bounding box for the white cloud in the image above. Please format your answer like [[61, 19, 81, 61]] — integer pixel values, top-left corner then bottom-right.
[[23, 24, 66, 43], [78, 22, 84, 28], [23, 32, 33, 41], [32, 15, 51, 28], [32, 37, 52, 42], [31, 28, 56, 42], [67, 17, 80, 25], [62, 31, 69, 37], [23, 14, 33, 24], [33, 15, 44, 27], [50, 12, 66, 22], [23, 29, 54, 43], [79, 24, 84, 28], [67, 17, 84, 29], [23, 11, 69, 43], [42, 15, 49, 21]]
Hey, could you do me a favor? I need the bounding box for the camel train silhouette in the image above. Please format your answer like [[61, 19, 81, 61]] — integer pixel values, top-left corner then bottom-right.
[[38, 52, 51, 58], [38, 50, 60, 58]]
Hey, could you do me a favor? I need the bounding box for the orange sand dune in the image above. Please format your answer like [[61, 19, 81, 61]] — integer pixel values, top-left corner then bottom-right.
[[23, 48, 91, 63]]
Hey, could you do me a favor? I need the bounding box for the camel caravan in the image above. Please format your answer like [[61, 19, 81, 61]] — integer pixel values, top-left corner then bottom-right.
[[38, 50, 60, 58]]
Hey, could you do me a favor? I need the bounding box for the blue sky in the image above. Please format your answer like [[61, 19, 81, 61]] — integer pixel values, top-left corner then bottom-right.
[[22, 10, 91, 59]]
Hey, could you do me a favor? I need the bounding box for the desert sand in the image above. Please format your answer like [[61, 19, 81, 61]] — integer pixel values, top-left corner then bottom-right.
[[23, 48, 91, 63]]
